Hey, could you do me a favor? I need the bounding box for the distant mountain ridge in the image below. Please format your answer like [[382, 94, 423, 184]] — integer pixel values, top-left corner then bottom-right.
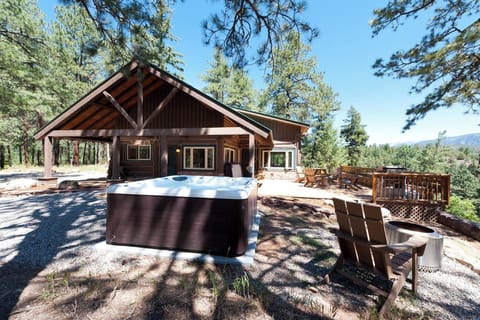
[[413, 133, 480, 147]]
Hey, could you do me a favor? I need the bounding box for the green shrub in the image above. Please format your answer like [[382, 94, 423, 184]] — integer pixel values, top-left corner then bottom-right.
[[446, 195, 480, 222]]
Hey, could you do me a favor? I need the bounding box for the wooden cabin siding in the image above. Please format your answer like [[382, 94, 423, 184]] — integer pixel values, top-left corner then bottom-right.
[[117, 88, 224, 129], [36, 61, 300, 180], [245, 115, 299, 142], [119, 144, 155, 178]]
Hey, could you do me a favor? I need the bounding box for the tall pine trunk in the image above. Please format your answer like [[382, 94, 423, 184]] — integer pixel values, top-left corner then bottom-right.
[[73, 140, 79, 166], [86, 143, 91, 165], [0, 144, 4, 169], [99, 143, 105, 164], [66, 141, 71, 165], [18, 145, 22, 164], [37, 149, 42, 165], [23, 119, 30, 167], [82, 142, 87, 165], [53, 138, 60, 166], [37, 111, 45, 167], [7, 145, 12, 167], [31, 145, 35, 165]]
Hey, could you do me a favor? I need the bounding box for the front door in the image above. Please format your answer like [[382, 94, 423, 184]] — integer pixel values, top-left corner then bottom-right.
[[167, 145, 177, 175]]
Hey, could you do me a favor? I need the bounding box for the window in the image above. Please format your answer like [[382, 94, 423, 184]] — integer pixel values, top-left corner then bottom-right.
[[127, 144, 151, 160], [262, 149, 294, 169], [183, 146, 215, 170], [224, 147, 236, 163]]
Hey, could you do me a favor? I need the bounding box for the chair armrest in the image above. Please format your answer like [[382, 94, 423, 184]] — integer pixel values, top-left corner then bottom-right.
[[333, 229, 427, 256], [383, 236, 427, 256]]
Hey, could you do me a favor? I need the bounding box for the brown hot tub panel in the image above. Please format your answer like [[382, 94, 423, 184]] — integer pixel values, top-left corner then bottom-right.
[[106, 176, 257, 257]]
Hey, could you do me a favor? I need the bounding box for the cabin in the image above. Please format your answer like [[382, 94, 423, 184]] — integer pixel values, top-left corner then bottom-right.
[[34, 60, 309, 180]]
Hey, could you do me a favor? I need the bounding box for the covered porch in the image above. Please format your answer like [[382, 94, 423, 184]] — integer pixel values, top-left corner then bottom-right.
[[34, 61, 274, 180]]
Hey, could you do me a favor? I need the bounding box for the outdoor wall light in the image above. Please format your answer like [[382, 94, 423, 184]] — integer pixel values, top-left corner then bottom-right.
[[175, 146, 181, 153]]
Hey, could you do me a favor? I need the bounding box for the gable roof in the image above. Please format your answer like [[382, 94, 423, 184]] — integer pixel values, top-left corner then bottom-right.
[[233, 107, 309, 135], [34, 60, 307, 142]]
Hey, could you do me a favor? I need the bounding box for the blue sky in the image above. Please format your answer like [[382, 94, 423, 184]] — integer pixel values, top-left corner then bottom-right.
[[39, 0, 479, 145]]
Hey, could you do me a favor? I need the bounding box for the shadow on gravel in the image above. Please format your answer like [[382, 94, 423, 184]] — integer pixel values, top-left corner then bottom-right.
[[0, 191, 105, 318]]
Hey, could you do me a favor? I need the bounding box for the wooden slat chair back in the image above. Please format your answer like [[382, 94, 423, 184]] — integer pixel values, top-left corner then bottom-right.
[[304, 167, 318, 187], [326, 198, 427, 318], [332, 198, 357, 261], [295, 166, 305, 183], [362, 203, 392, 276]]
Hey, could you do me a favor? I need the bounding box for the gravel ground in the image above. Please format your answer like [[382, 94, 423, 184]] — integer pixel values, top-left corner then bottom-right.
[[0, 190, 155, 275], [0, 189, 479, 319]]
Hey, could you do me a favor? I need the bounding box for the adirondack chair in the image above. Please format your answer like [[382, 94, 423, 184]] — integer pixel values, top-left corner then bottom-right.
[[295, 166, 305, 183], [303, 167, 317, 187], [325, 198, 427, 317]]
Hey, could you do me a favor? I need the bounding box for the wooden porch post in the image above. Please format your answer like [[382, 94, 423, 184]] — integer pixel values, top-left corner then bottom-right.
[[160, 135, 168, 177], [137, 68, 144, 126], [217, 137, 224, 175], [111, 136, 120, 179], [152, 140, 160, 177], [43, 136, 52, 177], [248, 133, 255, 177]]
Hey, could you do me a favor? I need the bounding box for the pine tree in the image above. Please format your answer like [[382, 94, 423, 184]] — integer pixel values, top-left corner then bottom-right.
[[261, 30, 339, 123], [340, 106, 369, 166], [47, 3, 102, 109], [224, 67, 257, 110], [201, 48, 257, 110], [371, 1, 480, 130], [201, 48, 231, 102], [202, 0, 317, 66], [261, 29, 341, 170], [99, 3, 183, 75], [302, 118, 345, 172], [0, 0, 51, 165]]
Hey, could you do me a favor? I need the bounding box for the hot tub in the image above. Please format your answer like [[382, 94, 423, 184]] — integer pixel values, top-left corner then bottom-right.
[[106, 175, 257, 257]]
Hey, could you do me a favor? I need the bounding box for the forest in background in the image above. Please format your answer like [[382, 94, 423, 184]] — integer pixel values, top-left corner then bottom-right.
[[1, 1, 479, 222]]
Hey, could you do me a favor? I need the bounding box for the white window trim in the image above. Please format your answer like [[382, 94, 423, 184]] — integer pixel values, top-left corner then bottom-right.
[[224, 147, 237, 163], [262, 149, 295, 170], [127, 144, 151, 160], [183, 146, 215, 170]]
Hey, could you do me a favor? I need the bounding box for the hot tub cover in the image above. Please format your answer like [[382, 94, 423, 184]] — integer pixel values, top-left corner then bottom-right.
[[107, 175, 257, 200]]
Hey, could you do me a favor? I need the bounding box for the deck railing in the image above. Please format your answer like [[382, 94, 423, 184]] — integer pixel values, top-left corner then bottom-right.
[[340, 165, 377, 187], [372, 172, 451, 205]]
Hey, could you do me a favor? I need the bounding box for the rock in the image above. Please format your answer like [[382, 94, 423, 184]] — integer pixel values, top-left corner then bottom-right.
[[58, 180, 79, 190]]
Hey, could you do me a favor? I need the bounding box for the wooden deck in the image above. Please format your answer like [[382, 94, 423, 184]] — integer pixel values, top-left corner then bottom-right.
[[372, 172, 450, 205], [372, 172, 450, 221]]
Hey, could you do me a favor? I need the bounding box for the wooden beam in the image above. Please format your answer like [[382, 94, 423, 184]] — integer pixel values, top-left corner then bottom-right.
[[47, 127, 251, 138], [160, 135, 167, 177], [141, 87, 179, 129], [110, 77, 164, 113], [137, 68, 144, 126], [111, 136, 120, 179], [34, 61, 138, 140], [248, 133, 255, 177], [43, 136, 52, 177], [103, 91, 138, 129], [217, 137, 224, 175], [147, 66, 271, 139]]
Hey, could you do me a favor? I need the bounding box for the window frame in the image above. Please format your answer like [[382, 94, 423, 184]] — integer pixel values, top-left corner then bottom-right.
[[261, 149, 295, 170], [224, 147, 237, 163], [127, 144, 151, 161], [183, 145, 216, 170]]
